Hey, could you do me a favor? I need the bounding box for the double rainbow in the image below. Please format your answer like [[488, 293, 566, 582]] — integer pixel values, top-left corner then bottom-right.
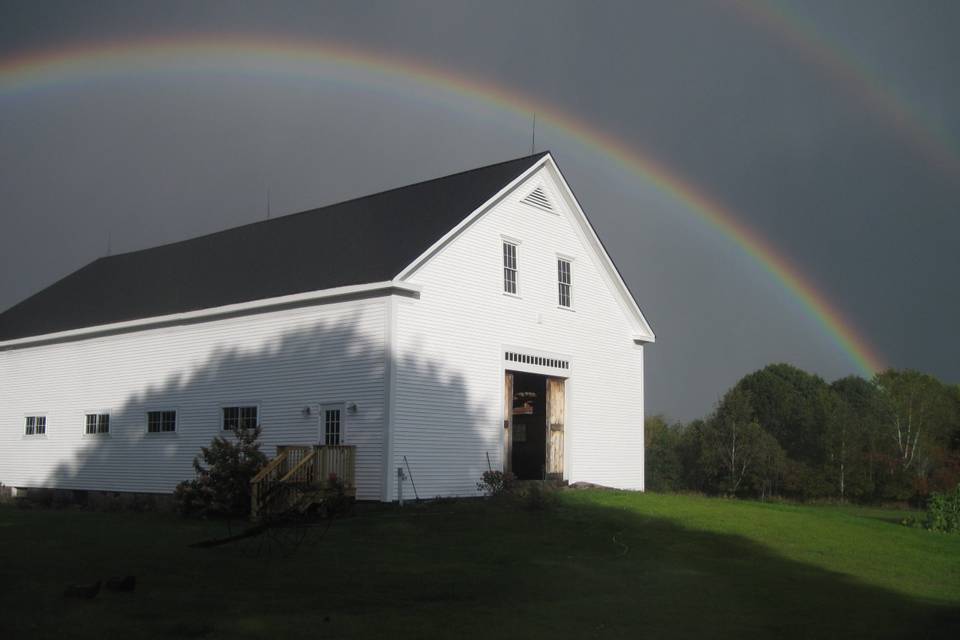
[[0, 35, 886, 376], [731, 0, 960, 182]]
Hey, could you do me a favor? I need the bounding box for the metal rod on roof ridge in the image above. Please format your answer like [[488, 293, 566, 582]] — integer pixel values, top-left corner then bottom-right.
[[531, 113, 536, 155]]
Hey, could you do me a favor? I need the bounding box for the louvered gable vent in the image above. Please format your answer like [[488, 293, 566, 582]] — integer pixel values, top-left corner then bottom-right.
[[521, 185, 554, 212]]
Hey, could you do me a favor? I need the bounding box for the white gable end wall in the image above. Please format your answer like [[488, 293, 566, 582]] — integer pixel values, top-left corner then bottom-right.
[[391, 162, 646, 498], [0, 297, 388, 500]]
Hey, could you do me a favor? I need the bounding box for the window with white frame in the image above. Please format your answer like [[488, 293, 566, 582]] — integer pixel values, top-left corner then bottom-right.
[[558, 258, 572, 307], [503, 241, 518, 294], [222, 405, 258, 431], [324, 407, 342, 445], [85, 413, 110, 435], [147, 410, 177, 433], [25, 416, 46, 436]]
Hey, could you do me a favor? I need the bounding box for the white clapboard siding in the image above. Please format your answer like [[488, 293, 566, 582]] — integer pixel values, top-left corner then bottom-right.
[[0, 297, 388, 500], [391, 164, 645, 499]]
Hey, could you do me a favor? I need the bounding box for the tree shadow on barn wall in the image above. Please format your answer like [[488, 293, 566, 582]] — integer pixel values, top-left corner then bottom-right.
[[37, 307, 488, 501]]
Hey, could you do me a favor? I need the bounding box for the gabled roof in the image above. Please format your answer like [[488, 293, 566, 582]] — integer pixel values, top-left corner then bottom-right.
[[0, 153, 548, 342]]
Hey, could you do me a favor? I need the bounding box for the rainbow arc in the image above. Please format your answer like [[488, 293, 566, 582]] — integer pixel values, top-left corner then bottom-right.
[[730, 0, 960, 181], [0, 35, 886, 376]]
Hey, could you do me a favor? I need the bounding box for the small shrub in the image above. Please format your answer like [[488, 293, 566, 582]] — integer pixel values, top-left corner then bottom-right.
[[902, 484, 960, 533], [476, 470, 516, 497], [173, 479, 212, 515], [175, 423, 268, 517], [323, 472, 352, 517], [516, 481, 558, 512], [923, 485, 960, 533]]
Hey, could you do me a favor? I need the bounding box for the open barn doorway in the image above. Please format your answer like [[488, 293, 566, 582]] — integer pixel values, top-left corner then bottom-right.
[[504, 371, 565, 480]]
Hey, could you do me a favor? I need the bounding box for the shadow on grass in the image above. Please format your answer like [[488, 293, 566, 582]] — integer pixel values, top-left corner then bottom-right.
[[1, 492, 958, 639]]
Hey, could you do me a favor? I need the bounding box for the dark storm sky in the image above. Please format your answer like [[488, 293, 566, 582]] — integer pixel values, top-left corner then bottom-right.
[[1, 0, 957, 421]]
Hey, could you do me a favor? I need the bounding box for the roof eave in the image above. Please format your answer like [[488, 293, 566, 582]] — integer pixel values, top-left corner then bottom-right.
[[0, 280, 420, 351]]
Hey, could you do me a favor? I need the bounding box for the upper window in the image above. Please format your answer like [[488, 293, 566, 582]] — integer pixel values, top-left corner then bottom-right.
[[25, 416, 46, 436], [85, 413, 110, 435], [558, 258, 572, 308], [223, 406, 258, 431], [503, 241, 518, 295], [147, 410, 177, 433], [324, 407, 342, 446]]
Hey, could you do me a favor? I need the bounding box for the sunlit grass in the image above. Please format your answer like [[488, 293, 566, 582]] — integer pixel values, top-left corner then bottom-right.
[[570, 491, 959, 605]]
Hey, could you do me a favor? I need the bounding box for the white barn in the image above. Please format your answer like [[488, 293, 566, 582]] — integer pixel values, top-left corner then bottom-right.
[[0, 153, 655, 501]]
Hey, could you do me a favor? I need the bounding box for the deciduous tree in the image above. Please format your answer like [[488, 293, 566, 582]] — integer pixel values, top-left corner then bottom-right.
[[874, 370, 952, 472], [700, 389, 780, 495]]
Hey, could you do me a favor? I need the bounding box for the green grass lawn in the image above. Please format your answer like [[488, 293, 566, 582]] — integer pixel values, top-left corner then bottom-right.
[[1, 491, 958, 639]]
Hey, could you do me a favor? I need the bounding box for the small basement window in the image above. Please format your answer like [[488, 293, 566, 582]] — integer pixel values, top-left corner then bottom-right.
[[25, 416, 46, 436], [503, 241, 518, 294], [147, 410, 177, 433], [223, 405, 258, 431], [558, 258, 572, 308], [85, 413, 110, 435]]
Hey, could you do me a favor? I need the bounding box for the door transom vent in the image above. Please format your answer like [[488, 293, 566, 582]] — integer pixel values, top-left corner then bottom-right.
[[505, 351, 569, 370]]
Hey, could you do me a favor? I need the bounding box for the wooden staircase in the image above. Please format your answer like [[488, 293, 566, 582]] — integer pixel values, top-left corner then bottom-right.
[[250, 445, 356, 520]]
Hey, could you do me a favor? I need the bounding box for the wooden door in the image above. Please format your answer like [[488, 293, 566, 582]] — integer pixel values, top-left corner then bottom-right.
[[546, 377, 565, 478], [503, 372, 514, 473]]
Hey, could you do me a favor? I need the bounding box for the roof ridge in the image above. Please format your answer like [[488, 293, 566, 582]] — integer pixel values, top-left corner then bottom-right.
[[102, 151, 550, 260]]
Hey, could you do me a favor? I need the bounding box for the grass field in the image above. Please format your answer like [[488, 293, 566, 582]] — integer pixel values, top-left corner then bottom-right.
[[1, 490, 958, 639]]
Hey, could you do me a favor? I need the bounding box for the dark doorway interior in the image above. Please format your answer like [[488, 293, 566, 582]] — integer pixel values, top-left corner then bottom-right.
[[510, 371, 547, 480]]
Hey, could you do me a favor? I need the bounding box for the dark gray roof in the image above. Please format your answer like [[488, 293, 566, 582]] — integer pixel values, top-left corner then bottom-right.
[[0, 153, 547, 341]]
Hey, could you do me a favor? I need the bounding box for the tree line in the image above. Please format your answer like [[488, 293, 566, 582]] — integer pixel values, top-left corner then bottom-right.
[[646, 364, 960, 502]]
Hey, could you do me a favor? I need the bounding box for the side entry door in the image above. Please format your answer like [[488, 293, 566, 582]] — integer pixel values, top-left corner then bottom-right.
[[545, 377, 565, 479]]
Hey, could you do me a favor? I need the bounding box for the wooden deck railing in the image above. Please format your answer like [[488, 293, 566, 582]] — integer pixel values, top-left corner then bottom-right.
[[249, 448, 293, 515], [279, 448, 317, 484], [251, 445, 356, 519], [314, 445, 356, 487]]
